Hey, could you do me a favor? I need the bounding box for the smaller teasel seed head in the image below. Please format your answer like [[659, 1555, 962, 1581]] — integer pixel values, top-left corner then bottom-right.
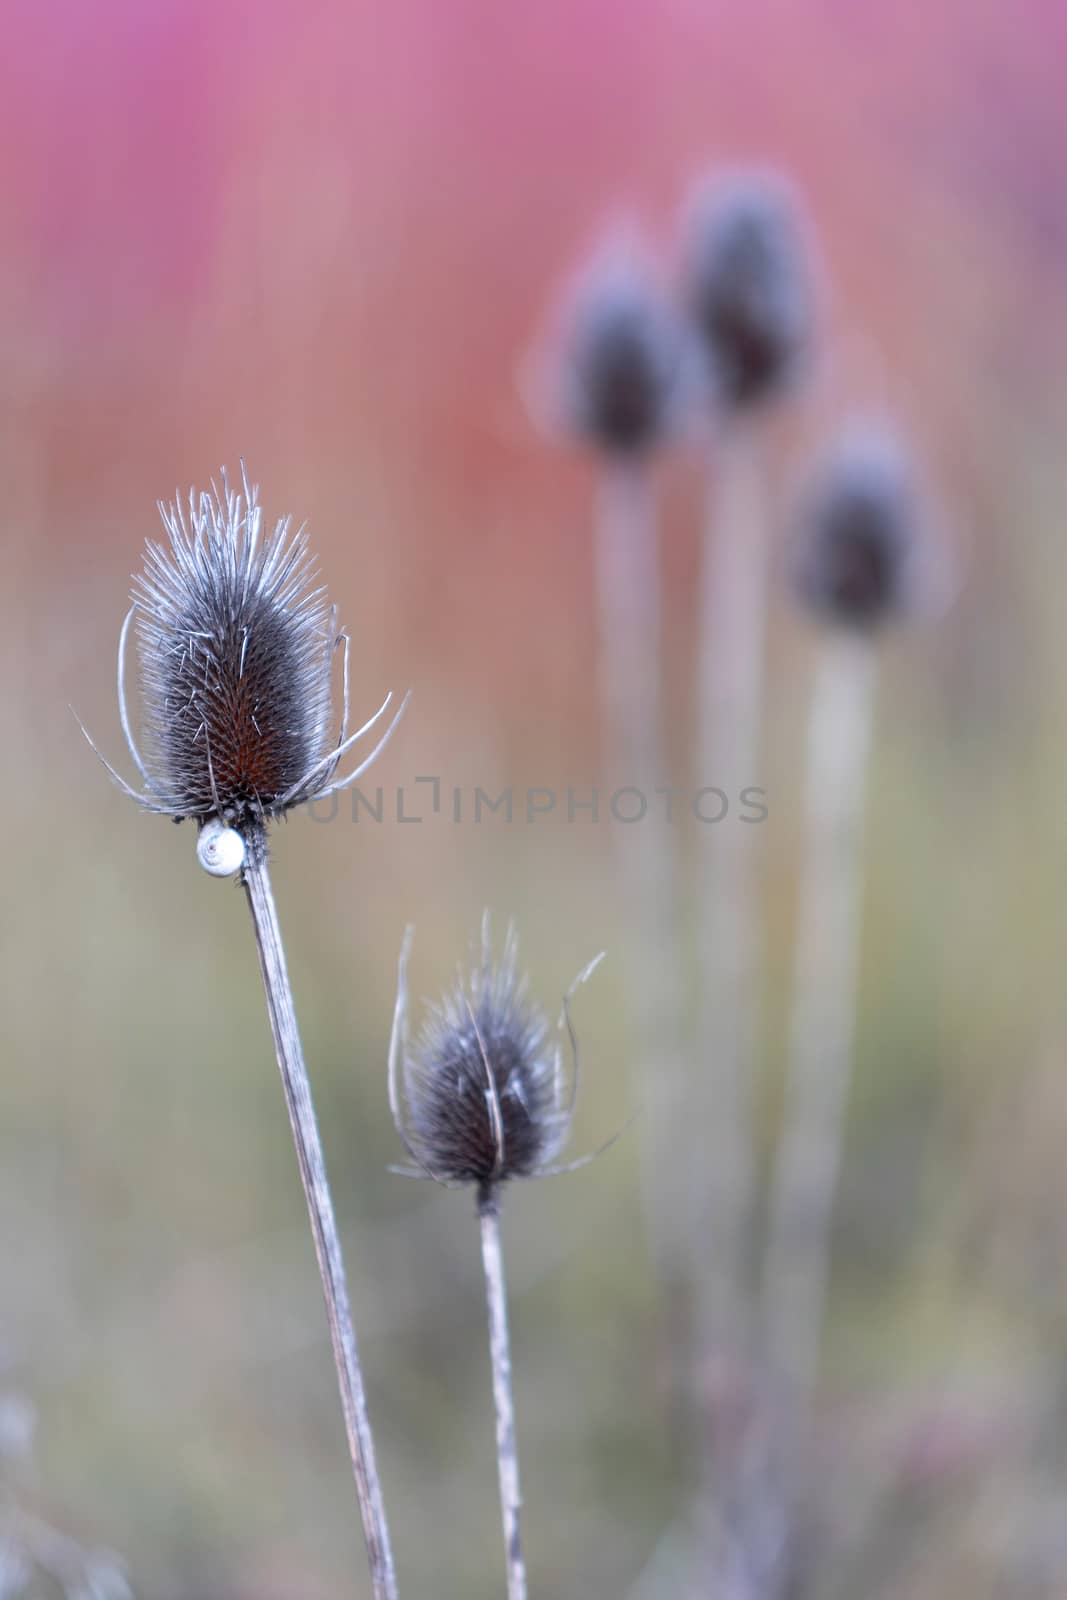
[[788, 422, 935, 630], [557, 241, 686, 459], [390, 922, 584, 1212], [683, 169, 814, 414]]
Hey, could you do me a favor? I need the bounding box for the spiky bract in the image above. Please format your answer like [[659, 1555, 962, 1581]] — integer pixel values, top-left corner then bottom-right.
[[135, 473, 334, 827], [684, 170, 813, 412], [562, 250, 684, 457], [400, 927, 569, 1206], [789, 424, 927, 630]]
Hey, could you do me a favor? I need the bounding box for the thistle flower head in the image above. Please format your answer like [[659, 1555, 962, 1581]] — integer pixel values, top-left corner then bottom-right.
[[390, 922, 597, 1212], [789, 423, 932, 630], [557, 241, 686, 458], [80, 466, 408, 870], [683, 169, 814, 413]]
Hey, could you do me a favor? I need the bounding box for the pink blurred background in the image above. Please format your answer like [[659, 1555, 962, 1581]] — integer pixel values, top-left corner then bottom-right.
[[3, 3, 1067, 1597]]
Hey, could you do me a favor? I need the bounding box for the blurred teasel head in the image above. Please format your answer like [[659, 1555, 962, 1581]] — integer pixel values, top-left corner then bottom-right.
[[552, 237, 687, 459], [683, 168, 814, 414], [788, 422, 942, 630], [389, 921, 603, 1214], [81, 467, 407, 871]]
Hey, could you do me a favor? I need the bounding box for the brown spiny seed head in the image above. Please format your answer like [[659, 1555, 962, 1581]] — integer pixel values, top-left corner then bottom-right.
[[134, 471, 334, 828], [789, 424, 929, 630], [683, 169, 813, 413], [400, 927, 568, 1208], [561, 249, 685, 457]]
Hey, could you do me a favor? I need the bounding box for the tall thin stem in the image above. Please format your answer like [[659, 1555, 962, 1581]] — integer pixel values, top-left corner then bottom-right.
[[594, 459, 688, 1288], [479, 1199, 527, 1600], [762, 630, 877, 1451], [694, 427, 769, 1352], [243, 843, 398, 1600]]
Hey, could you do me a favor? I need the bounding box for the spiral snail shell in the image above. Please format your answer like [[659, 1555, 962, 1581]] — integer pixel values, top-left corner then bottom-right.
[[196, 819, 247, 878]]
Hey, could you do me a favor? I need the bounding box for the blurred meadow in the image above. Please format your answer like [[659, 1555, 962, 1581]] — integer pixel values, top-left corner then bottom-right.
[[2, 1, 1067, 1596]]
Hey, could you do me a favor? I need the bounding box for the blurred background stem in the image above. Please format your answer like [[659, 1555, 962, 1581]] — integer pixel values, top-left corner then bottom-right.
[[594, 461, 690, 1319], [694, 427, 769, 1356], [762, 631, 877, 1467]]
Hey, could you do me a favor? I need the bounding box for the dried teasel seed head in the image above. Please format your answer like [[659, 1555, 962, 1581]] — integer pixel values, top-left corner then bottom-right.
[[80, 464, 409, 847], [558, 242, 687, 458], [683, 169, 814, 414], [788, 422, 937, 630], [134, 470, 334, 829], [392, 923, 574, 1211]]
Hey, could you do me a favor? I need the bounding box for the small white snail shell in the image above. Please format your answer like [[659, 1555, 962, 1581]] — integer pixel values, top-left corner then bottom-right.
[[196, 820, 246, 878]]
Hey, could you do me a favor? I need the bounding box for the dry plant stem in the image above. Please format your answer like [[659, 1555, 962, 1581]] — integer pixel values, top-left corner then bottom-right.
[[243, 844, 398, 1600], [595, 460, 688, 1283], [479, 1198, 528, 1600], [695, 426, 770, 1351], [762, 631, 877, 1447]]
